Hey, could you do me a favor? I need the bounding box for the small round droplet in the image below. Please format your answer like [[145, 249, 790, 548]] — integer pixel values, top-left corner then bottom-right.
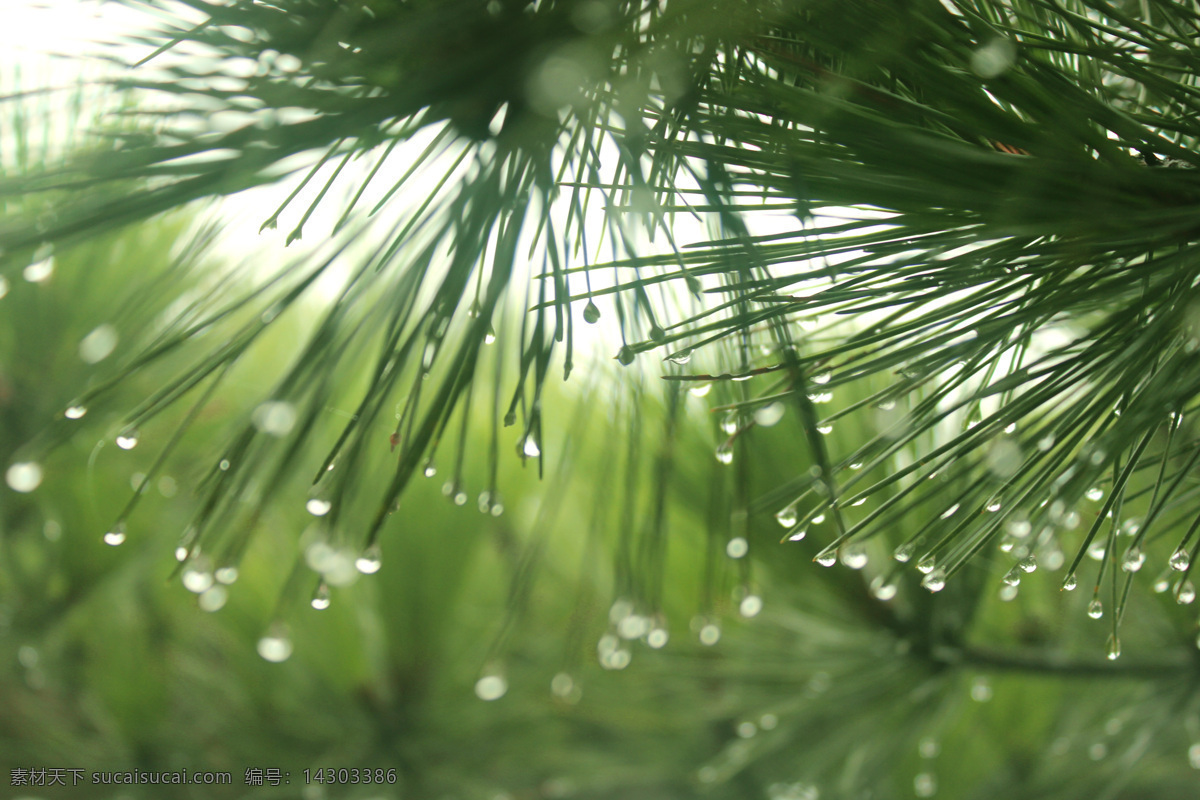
[[215, 566, 239, 585], [871, 575, 898, 601], [5, 461, 44, 493], [1002, 565, 1022, 586], [646, 627, 669, 649], [257, 624, 293, 663], [1085, 487, 1104, 502], [355, 544, 382, 574], [582, 301, 601, 324], [423, 462, 437, 478], [922, 569, 947, 592], [666, 348, 693, 365], [840, 547, 868, 570], [198, 585, 227, 612], [893, 542, 916, 563], [815, 551, 837, 567], [914, 772, 938, 798], [775, 506, 798, 528], [310, 582, 331, 610], [474, 673, 508, 701], [1178, 580, 1196, 604], [1120, 547, 1145, 573], [616, 345, 634, 366], [1170, 548, 1190, 571], [103, 523, 127, 547], [726, 537, 749, 559], [1062, 573, 1078, 591], [739, 594, 763, 617], [1018, 554, 1037, 573], [1087, 598, 1103, 619], [521, 436, 541, 458], [715, 442, 733, 465], [306, 498, 331, 516], [182, 560, 214, 593], [753, 402, 785, 427], [64, 405, 88, 420], [1105, 634, 1121, 661], [698, 623, 721, 646], [917, 556, 936, 574], [115, 429, 139, 450]]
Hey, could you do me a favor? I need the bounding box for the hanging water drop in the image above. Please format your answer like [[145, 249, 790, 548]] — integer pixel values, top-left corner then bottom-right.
[[1105, 634, 1121, 661], [306, 498, 331, 516], [1062, 573, 1078, 591], [726, 537, 749, 559], [922, 569, 947, 592], [666, 348, 693, 365], [646, 626, 669, 649], [582, 301, 600, 324], [715, 442, 733, 465], [198, 586, 227, 612], [871, 575, 898, 601], [311, 582, 331, 610], [1087, 598, 1103, 619], [916, 556, 936, 574], [775, 505, 798, 528], [840, 547, 868, 570], [689, 383, 712, 398], [521, 435, 541, 458], [423, 461, 437, 478], [5, 461, 43, 493], [1019, 554, 1037, 573], [484, 324, 497, 345], [115, 429, 139, 450], [182, 556, 215, 593], [816, 423, 833, 435], [815, 551, 837, 567], [103, 523, 127, 547], [753, 402, 785, 427], [939, 504, 959, 520], [1170, 548, 1191, 571], [355, 544, 382, 574], [215, 566, 239, 585], [616, 345, 634, 366], [788, 529, 806, 542], [721, 411, 739, 435], [893, 542, 916, 563], [698, 623, 721, 646], [257, 623, 293, 662], [739, 594, 763, 617], [1002, 565, 1022, 586], [64, 404, 88, 420], [475, 673, 508, 701], [1177, 580, 1196, 604], [1120, 547, 1145, 573], [1153, 571, 1171, 593], [1085, 487, 1104, 502]]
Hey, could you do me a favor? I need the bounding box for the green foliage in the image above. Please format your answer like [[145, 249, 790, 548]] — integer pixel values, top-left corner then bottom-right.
[[9, 0, 1200, 797]]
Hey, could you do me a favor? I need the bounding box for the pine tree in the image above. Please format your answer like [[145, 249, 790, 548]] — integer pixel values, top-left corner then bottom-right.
[[6, 1, 1200, 797]]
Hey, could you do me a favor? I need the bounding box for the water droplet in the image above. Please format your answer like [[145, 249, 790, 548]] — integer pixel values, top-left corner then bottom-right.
[[64, 404, 88, 420], [24, 255, 55, 283], [1189, 743, 1200, 769], [736, 721, 757, 738], [939, 504, 960, 520], [198, 585, 227, 612], [551, 672, 576, 699], [115, 429, 139, 450], [715, 442, 733, 465], [1178, 580, 1196, 604], [871, 575, 898, 601], [1120, 547, 1145, 572], [520, 435, 541, 458], [698, 623, 721, 646], [219, 459, 231, 471], [1019, 554, 1037, 573], [475, 674, 508, 701], [726, 537, 748, 559], [739, 594, 763, 617], [922, 569, 946, 592], [616, 345, 634, 366], [1087, 598, 1103, 619], [355, 544, 382, 574], [878, 399, 896, 410], [5, 461, 43, 493], [1085, 487, 1104, 502], [103, 523, 126, 546], [1002, 565, 1022, 586], [252, 400, 297, 437], [582, 301, 600, 324], [484, 325, 497, 345], [788, 529, 806, 542], [453, 491, 467, 506], [1062, 573, 1078, 591], [666, 348, 693, 365], [310, 582, 331, 610], [646, 627, 669, 649], [721, 411, 739, 435], [306, 498, 331, 516], [1087, 540, 1106, 561], [914, 772, 937, 797], [815, 551, 837, 567], [970, 677, 992, 702], [1170, 548, 1190, 571], [689, 383, 711, 398], [257, 624, 293, 662], [1153, 571, 1171, 593], [816, 423, 833, 435], [1006, 518, 1032, 538], [986, 499, 1002, 512], [182, 557, 214, 593], [917, 556, 936, 574], [775, 505, 798, 528], [840, 547, 868, 570], [1036, 434, 1055, 451], [617, 613, 649, 640], [1105, 634, 1121, 661], [753, 402, 785, 427], [423, 461, 437, 478], [893, 542, 916, 563]]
